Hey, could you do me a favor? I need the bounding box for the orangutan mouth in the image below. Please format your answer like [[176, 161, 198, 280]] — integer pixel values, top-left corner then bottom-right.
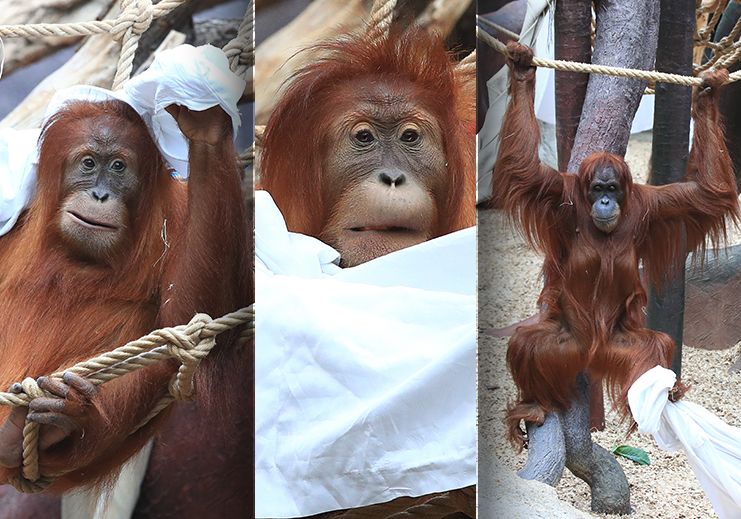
[[67, 211, 119, 231]]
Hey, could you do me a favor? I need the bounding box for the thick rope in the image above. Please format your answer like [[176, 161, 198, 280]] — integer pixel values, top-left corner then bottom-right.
[[223, 0, 254, 80], [477, 15, 519, 41], [456, 49, 476, 74], [476, 25, 741, 86], [0, 0, 186, 90], [4, 306, 254, 492], [367, 0, 396, 41]]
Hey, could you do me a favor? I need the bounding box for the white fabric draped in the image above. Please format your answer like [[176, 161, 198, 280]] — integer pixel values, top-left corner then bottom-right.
[[628, 366, 741, 519], [255, 191, 476, 518]]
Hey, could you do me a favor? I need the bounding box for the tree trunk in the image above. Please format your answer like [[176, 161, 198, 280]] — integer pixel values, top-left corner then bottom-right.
[[646, 0, 695, 378], [567, 0, 660, 171], [554, 0, 591, 172]]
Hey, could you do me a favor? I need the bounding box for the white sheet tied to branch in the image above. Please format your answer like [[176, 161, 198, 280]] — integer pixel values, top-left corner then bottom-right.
[[628, 366, 741, 519]]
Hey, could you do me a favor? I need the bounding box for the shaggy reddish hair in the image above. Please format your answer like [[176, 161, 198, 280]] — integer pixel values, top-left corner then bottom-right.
[[259, 25, 476, 236]]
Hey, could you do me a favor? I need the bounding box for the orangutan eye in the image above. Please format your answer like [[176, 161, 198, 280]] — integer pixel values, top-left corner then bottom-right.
[[593, 185, 602, 192], [400, 129, 420, 143], [355, 129, 375, 144], [81, 157, 96, 171], [111, 160, 126, 172], [608, 185, 616, 191]]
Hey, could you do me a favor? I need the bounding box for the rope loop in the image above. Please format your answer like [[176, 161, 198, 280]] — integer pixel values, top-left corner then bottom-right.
[[162, 313, 217, 401], [20, 378, 44, 400], [111, 0, 154, 42], [8, 473, 52, 494]]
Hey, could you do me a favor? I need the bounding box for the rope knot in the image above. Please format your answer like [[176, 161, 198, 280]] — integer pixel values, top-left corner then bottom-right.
[[20, 377, 43, 400], [162, 328, 199, 364], [167, 313, 214, 401], [111, 0, 154, 41]]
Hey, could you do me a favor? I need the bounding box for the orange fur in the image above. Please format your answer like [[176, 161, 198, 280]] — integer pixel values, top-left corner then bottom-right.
[[494, 61, 738, 449], [0, 100, 249, 494], [259, 26, 476, 237]]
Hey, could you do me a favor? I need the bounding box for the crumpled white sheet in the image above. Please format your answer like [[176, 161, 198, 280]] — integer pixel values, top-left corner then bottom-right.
[[0, 44, 244, 236], [0, 128, 40, 235], [255, 191, 476, 518], [628, 366, 741, 519]]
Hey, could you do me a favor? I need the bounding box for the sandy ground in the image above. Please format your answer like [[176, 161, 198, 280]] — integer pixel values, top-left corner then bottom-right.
[[478, 130, 741, 518]]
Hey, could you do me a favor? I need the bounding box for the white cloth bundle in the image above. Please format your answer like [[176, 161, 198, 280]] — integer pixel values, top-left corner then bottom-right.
[[255, 191, 476, 518], [628, 366, 741, 519], [0, 44, 244, 236]]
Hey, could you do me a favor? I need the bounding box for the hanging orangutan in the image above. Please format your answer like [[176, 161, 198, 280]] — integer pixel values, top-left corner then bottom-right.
[[494, 42, 739, 448]]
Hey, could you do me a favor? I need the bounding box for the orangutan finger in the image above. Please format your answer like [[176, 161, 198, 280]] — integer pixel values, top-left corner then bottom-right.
[[27, 412, 80, 434], [28, 398, 67, 414], [62, 372, 97, 401], [37, 376, 70, 399]]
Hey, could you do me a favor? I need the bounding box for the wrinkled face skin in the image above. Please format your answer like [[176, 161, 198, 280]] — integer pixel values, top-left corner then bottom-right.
[[587, 166, 624, 234], [320, 78, 448, 267], [57, 117, 141, 262]]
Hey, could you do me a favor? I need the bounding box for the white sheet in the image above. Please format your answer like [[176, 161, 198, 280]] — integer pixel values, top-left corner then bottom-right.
[[0, 128, 40, 235], [0, 44, 244, 236], [628, 366, 741, 519], [255, 191, 476, 518]]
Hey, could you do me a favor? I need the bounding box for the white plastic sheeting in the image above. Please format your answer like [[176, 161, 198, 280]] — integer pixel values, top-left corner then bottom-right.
[[628, 366, 741, 519], [0, 44, 244, 236], [255, 191, 476, 518]]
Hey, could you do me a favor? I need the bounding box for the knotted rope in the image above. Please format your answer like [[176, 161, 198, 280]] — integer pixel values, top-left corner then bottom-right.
[[0, 0, 187, 90], [223, 0, 254, 80], [111, 0, 156, 89], [4, 306, 254, 493]]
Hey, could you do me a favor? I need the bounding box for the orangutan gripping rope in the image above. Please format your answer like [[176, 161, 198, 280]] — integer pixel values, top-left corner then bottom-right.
[[493, 42, 739, 448]]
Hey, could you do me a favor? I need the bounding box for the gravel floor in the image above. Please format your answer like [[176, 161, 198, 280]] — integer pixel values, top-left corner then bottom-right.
[[478, 131, 741, 518]]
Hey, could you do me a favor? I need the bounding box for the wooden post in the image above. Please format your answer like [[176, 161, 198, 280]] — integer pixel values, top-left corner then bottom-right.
[[646, 0, 695, 378], [553, 0, 606, 431], [554, 0, 591, 172]]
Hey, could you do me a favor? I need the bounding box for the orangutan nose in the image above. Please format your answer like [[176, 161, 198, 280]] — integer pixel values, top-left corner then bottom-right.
[[379, 170, 406, 187]]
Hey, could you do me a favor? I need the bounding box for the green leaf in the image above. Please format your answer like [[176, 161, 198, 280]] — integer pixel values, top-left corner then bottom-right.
[[612, 444, 651, 465]]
